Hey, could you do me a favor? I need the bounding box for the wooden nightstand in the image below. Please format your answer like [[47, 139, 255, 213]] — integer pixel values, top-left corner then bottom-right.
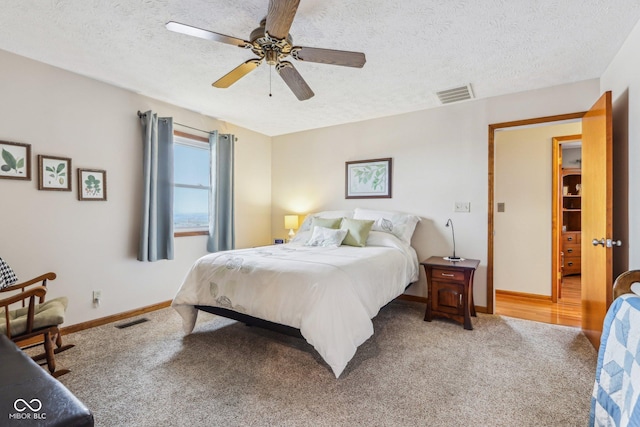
[[421, 256, 480, 330]]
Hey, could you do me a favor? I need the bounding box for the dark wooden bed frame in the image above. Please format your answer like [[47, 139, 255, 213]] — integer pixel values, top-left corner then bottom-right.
[[195, 305, 304, 338]]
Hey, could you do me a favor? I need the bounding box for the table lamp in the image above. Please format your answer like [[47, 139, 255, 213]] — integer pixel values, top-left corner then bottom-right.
[[444, 218, 464, 261], [284, 215, 299, 242]]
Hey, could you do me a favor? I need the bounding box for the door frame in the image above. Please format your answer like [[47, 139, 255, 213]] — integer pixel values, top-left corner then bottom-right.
[[487, 112, 586, 314], [551, 134, 582, 303]]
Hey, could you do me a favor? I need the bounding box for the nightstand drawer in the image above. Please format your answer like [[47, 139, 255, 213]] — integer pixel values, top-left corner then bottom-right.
[[431, 268, 464, 281]]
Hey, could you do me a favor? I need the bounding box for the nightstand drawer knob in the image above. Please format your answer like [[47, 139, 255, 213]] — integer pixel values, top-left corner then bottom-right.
[[441, 273, 455, 277]]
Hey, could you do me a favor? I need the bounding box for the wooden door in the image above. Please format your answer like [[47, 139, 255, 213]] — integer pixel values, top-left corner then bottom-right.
[[581, 91, 613, 348]]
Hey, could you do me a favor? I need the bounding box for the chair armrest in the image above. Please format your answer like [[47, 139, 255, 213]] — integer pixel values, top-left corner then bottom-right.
[[0, 286, 47, 308], [0, 272, 56, 294], [1, 286, 47, 339]]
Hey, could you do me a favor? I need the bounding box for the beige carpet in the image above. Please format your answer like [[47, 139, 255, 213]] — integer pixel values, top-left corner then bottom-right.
[[54, 300, 597, 427]]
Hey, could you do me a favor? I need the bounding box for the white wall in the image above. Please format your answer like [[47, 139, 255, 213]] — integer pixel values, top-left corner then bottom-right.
[[600, 17, 640, 276], [271, 79, 599, 308], [494, 122, 581, 296], [0, 49, 272, 326]]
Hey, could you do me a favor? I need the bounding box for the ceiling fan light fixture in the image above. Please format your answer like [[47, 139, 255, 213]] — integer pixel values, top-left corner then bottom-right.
[[265, 50, 279, 65]]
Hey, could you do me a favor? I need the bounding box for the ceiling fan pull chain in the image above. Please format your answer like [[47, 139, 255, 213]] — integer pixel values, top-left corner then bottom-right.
[[269, 65, 272, 97]]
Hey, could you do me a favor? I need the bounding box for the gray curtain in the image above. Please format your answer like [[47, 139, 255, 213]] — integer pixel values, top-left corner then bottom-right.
[[207, 132, 235, 252], [138, 111, 174, 261]]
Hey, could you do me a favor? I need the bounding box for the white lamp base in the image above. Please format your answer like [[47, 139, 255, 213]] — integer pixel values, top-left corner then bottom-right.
[[287, 229, 295, 242]]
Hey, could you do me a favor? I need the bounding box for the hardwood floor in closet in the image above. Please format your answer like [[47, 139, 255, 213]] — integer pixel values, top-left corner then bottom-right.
[[495, 276, 581, 327]]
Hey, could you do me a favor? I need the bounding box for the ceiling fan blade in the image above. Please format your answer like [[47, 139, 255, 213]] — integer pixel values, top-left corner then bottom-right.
[[276, 61, 314, 101], [213, 59, 262, 88], [166, 21, 249, 48], [292, 47, 366, 68], [266, 0, 300, 39]]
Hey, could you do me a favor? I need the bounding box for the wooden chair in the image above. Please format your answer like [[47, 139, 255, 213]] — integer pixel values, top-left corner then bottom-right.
[[0, 272, 74, 377], [613, 270, 640, 299]]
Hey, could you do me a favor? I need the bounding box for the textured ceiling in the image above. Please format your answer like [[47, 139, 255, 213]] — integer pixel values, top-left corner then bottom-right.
[[1, 1, 639, 136]]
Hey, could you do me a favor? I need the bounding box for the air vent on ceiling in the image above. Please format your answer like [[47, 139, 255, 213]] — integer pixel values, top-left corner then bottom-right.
[[436, 84, 474, 105]]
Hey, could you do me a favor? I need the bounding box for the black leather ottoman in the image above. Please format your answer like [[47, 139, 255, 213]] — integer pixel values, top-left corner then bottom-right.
[[0, 334, 93, 426]]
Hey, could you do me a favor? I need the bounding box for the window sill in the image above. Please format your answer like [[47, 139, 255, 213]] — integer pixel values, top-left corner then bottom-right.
[[175, 230, 209, 237]]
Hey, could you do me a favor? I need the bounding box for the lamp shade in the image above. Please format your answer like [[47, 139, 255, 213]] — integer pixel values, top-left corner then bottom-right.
[[284, 215, 299, 230]]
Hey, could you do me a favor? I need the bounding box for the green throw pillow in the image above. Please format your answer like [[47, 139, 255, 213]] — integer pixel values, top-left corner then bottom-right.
[[340, 218, 374, 247], [311, 217, 342, 231]]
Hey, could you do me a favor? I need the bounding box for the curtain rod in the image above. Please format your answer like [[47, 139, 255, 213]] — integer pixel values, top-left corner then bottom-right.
[[137, 111, 214, 135]]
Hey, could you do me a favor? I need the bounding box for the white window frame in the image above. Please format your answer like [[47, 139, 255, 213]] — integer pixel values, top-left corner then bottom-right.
[[173, 133, 210, 236]]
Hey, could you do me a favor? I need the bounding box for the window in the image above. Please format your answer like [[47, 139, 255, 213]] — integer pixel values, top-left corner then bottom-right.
[[173, 133, 210, 235]]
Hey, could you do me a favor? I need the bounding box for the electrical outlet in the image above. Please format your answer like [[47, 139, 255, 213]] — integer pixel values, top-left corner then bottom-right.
[[454, 202, 471, 213], [92, 290, 102, 306]]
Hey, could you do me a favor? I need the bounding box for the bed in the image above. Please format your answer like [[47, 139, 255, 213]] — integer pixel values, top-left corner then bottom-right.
[[590, 270, 640, 426], [172, 208, 420, 378]]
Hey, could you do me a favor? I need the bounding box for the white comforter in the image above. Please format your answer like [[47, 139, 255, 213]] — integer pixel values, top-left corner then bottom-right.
[[172, 231, 419, 378]]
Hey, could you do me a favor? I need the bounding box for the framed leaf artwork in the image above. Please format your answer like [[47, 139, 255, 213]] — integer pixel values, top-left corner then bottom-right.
[[345, 158, 392, 199], [38, 155, 72, 191], [0, 141, 31, 180], [78, 168, 107, 201]]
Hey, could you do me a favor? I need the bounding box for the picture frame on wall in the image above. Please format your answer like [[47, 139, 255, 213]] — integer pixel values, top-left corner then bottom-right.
[[38, 155, 72, 191], [77, 168, 107, 201], [345, 157, 392, 199], [0, 141, 31, 180]]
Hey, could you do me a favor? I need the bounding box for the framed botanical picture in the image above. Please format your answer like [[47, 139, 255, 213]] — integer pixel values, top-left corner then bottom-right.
[[0, 141, 31, 180], [38, 155, 71, 191], [345, 157, 392, 199], [77, 168, 107, 201]]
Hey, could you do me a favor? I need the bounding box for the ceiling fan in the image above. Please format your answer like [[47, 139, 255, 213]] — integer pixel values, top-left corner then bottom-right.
[[166, 0, 366, 101]]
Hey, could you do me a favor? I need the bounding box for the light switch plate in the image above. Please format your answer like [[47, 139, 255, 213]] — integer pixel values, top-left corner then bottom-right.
[[454, 202, 471, 213]]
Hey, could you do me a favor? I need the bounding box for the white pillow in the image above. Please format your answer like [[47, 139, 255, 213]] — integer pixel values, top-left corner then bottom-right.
[[290, 230, 311, 243], [366, 230, 404, 248], [631, 282, 640, 297], [305, 226, 348, 248], [298, 210, 355, 232], [352, 208, 420, 244]]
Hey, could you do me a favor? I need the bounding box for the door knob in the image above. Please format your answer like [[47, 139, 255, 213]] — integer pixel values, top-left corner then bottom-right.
[[592, 238, 622, 247]]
